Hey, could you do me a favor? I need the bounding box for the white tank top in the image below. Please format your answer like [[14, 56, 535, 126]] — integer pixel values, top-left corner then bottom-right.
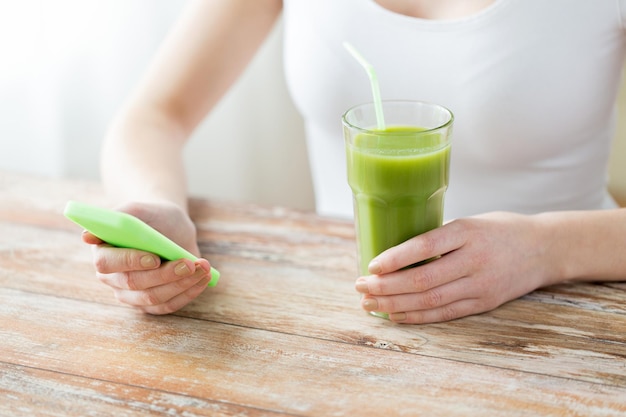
[[282, 0, 626, 219]]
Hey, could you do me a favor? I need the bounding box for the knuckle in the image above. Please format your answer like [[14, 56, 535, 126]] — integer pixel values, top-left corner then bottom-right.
[[161, 303, 179, 315], [140, 289, 161, 306], [122, 250, 137, 270], [93, 253, 109, 273], [405, 311, 425, 324], [412, 268, 436, 292], [384, 297, 398, 313], [150, 298, 180, 315], [121, 273, 138, 291], [409, 270, 422, 291], [369, 279, 384, 295], [482, 295, 503, 312], [93, 248, 138, 274], [118, 202, 148, 220], [440, 304, 458, 322], [423, 288, 442, 309], [412, 234, 437, 256], [452, 217, 473, 232], [176, 274, 199, 291]]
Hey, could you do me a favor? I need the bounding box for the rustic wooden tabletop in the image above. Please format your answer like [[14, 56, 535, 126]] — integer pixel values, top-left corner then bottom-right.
[[1, 171, 625, 416]]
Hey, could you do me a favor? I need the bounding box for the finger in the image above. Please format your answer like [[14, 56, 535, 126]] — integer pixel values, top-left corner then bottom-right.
[[387, 298, 488, 324], [360, 276, 478, 314], [137, 276, 211, 315], [355, 247, 473, 295], [98, 258, 201, 290], [113, 267, 208, 308], [368, 220, 468, 275], [92, 245, 161, 274], [357, 249, 471, 296], [81, 231, 103, 245]]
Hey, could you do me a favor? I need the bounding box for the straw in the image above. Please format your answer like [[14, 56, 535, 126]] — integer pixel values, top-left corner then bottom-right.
[[343, 41, 386, 130]]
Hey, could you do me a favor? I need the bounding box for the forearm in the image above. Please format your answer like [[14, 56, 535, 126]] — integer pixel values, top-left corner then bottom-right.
[[537, 208, 626, 284], [101, 106, 189, 209], [100, 0, 282, 210]]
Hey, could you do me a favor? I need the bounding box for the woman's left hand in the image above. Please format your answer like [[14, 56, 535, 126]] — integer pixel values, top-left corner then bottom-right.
[[355, 211, 559, 324]]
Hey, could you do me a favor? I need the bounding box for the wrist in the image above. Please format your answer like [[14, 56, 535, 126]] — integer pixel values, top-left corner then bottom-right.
[[532, 209, 626, 284], [531, 211, 575, 286]]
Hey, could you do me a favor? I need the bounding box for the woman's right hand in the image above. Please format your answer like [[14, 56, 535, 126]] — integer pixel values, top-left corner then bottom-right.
[[81, 201, 213, 315]]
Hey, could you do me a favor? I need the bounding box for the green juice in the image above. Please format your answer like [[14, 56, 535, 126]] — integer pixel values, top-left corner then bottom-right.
[[346, 126, 451, 276]]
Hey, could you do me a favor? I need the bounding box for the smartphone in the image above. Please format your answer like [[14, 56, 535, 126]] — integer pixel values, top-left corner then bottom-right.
[[64, 200, 220, 286]]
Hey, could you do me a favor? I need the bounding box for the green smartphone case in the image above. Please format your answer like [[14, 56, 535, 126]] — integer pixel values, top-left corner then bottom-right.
[[64, 200, 219, 286]]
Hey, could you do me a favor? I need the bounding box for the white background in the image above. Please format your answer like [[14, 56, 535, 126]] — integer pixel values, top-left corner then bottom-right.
[[0, 0, 314, 210], [0, 0, 624, 210]]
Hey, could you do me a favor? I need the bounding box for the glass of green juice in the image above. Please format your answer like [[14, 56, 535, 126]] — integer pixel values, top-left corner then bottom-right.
[[342, 100, 454, 319]]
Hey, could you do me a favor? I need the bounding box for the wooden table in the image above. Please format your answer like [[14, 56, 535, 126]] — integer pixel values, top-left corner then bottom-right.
[[1, 171, 625, 416]]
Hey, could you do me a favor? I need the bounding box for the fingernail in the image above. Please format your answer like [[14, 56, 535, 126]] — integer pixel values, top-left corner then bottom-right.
[[389, 312, 407, 322], [195, 277, 211, 288], [140, 255, 158, 268], [195, 259, 211, 274], [362, 298, 378, 311], [355, 279, 369, 293], [368, 259, 382, 275], [174, 261, 193, 277]]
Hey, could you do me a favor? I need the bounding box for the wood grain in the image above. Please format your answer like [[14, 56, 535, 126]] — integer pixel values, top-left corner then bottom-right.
[[1, 171, 625, 416], [1, 290, 624, 416]]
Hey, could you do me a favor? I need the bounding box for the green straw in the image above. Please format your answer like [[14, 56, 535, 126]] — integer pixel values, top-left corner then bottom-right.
[[343, 41, 386, 130]]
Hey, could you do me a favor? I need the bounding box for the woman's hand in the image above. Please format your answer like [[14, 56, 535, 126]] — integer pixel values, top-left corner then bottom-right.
[[82, 201, 212, 314], [355, 212, 558, 324]]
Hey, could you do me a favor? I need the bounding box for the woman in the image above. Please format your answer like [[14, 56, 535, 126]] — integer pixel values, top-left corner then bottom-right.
[[83, 0, 626, 322]]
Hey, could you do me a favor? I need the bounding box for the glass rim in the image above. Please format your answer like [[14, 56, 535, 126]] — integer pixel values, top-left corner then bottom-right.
[[341, 99, 454, 135]]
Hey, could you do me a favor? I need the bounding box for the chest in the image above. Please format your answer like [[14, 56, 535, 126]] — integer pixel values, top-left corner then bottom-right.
[[283, 0, 625, 165], [373, 0, 496, 20]]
